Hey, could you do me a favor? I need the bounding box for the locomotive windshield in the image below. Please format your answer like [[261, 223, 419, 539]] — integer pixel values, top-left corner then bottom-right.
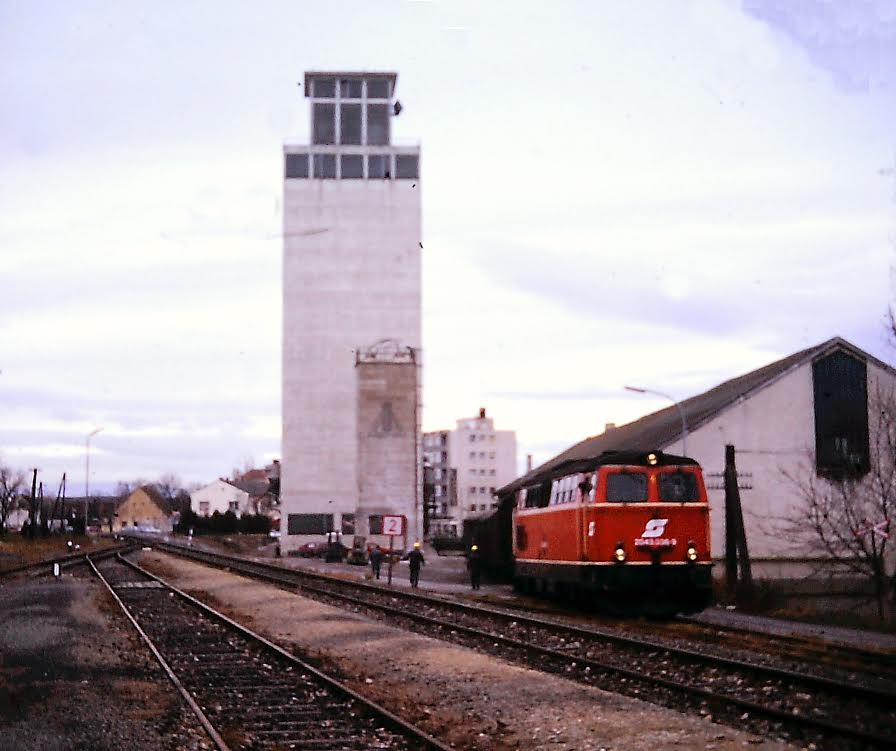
[[605, 472, 648, 502], [658, 471, 700, 502]]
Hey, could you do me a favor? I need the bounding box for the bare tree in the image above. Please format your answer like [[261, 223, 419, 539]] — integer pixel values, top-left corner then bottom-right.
[[0, 462, 26, 533], [782, 390, 895, 622]]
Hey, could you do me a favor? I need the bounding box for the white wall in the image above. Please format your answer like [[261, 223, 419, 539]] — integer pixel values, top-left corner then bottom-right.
[[281, 169, 422, 549], [191, 479, 249, 518]]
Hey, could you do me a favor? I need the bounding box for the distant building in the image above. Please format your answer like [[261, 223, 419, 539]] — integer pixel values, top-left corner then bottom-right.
[[500, 337, 894, 591], [424, 408, 517, 538], [280, 71, 422, 552], [190, 479, 250, 518], [115, 486, 178, 533]]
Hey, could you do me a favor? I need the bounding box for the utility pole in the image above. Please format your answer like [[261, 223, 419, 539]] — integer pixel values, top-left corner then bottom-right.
[[724, 444, 753, 601], [85, 427, 103, 533]]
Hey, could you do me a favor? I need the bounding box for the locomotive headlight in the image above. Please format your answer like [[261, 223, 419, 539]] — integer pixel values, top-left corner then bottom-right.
[[614, 543, 627, 563], [686, 542, 698, 562]]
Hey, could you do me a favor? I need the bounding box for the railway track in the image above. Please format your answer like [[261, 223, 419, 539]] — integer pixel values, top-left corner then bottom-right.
[[88, 552, 451, 751], [144, 540, 896, 750], [0, 542, 129, 579]]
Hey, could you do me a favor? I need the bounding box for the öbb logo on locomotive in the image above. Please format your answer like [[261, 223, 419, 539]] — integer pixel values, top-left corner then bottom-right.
[[634, 518, 677, 548]]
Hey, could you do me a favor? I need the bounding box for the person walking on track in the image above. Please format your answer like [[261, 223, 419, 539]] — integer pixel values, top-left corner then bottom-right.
[[407, 541, 425, 588], [468, 544, 482, 590], [369, 545, 383, 580]]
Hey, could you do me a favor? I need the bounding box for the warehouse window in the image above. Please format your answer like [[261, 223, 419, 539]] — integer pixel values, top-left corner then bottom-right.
[[341, 514, 356, 535], [368, 515, 383, 534], [287, 513, 333, 535], [813, 350, 869, 477]]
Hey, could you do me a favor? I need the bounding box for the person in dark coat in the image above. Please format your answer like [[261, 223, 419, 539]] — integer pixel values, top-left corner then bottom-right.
[[407, 541, 425, 588], [468, 544, 482, 590], [369, 545, 383, 580]]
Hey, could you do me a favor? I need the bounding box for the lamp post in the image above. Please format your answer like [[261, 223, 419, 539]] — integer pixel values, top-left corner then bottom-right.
[[84, 427, 103, 531], [624, 386, 688, 457]]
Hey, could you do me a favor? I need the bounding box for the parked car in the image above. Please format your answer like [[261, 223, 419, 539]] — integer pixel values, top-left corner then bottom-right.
[[298, 541, 324, 558]]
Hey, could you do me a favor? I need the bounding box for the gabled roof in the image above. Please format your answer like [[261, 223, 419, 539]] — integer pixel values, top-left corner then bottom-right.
[[126, 485, 180, 515], [500, 336, 889, 496]]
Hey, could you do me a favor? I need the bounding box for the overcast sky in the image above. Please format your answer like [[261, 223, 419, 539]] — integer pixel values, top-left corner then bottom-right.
[[2, 0, 894, 492]]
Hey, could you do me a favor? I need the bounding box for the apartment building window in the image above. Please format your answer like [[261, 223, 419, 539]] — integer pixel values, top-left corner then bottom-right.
[[489, 452, 495, 459], [489, 469, 495, 476], [469, 504, 476, 512], [469, 451, 476, 459], [469, 435, 476, 443], [479, 487, 486, 494], [199, 501, 209, 516], [469, 486, 477, 494]]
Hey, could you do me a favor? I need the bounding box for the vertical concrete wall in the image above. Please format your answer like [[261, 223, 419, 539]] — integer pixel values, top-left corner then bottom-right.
[[357, 360, 419, 542], [281, 179, 422, 551]]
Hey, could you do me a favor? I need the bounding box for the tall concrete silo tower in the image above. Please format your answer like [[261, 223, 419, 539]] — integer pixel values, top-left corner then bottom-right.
[[280, 71, 422, 553]]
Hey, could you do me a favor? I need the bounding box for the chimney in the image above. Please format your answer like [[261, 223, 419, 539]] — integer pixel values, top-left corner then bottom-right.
[[526, 454, 533, 472], [604, 422, 616, 432], [479, 407, 486, 419]]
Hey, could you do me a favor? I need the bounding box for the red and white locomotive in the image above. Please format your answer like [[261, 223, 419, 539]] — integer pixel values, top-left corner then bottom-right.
[[512, 450, 712, 614]]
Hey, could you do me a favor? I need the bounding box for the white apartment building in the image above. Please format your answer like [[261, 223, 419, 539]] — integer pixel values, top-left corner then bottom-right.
[[280, 71, 422, 553], [424, 408, 517, 537]]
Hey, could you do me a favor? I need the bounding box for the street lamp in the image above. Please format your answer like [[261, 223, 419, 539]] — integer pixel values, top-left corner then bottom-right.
[[85, 427, 103, 531], [624, 386, 688, 457]]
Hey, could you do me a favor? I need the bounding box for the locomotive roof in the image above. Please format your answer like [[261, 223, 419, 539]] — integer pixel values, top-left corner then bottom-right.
[[500, 336, 886, 497], [519, 451, 697, 488]]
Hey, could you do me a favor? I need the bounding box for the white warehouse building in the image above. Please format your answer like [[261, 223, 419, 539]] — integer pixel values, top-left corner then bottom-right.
[[280, 71, 422, 553]]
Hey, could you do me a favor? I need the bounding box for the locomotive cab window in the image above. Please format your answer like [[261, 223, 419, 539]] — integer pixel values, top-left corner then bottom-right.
[[658, 471, 700, 502], [605, 471, 648, 503]]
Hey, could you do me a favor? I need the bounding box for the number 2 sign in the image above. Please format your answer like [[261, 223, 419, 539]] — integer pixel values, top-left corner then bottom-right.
[[382, 515, 405, 536]]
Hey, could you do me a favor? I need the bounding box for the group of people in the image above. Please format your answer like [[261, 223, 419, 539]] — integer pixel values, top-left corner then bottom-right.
[[367, 541, 483, 590]]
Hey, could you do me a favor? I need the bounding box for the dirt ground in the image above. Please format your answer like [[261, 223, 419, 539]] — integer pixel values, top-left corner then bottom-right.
[[0, 534, 115, 571], [140, 550, 800, 751], [0, 573, 209, 750]]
